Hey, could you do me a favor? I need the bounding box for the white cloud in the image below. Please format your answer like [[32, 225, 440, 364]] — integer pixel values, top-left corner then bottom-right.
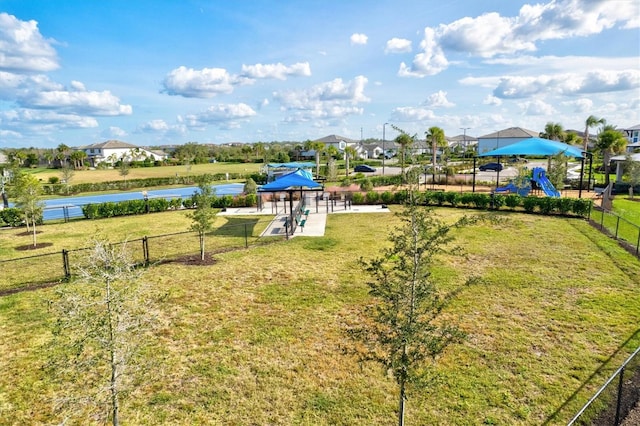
[[492, 69, 640, 98], [401, 0, 639, 77], [385, 38, 412, 54], [483, 95, 503, 106], [0, 13, 59, 72], [21, 87, 133, 116], [106, 126, 127, 137], [136, 119, 186, 136], [423, 90, 454, 108], [390, 106, 436, 122], [0, 109, 98, 133], [519, 99, 556, 116], [273, 76, 369, 122], [162, 66, 252, 98], [241, 62, 311, 80], [184, 103, 256, 129], [398, 27, 448, 77], [350, 33, 368, 45], [561, 98, 593, 113]]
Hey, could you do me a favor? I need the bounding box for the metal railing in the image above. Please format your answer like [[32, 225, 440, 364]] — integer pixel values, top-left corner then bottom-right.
[[1, 219, 282, 295], [589, 206, 640, 256], [568, 345, 640, 425]]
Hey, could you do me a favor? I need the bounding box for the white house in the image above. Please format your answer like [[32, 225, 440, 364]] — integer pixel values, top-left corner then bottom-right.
[[623, 124, 640, 152], [78, 140, 168, 166], [476, 127, 539, 154]]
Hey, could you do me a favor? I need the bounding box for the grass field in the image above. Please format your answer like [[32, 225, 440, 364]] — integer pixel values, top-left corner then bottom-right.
[[27, 162, 263, 185], [1, 208, 639, 424]]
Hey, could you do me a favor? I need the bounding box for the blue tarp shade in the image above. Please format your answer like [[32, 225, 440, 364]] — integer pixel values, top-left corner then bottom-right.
[[478, 137, 583, 159], [259, 168, 322, 191]]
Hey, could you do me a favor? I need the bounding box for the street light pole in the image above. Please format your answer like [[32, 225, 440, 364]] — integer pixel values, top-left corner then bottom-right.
[[383, 122, 388, 175], [460, 127, 470, 157]]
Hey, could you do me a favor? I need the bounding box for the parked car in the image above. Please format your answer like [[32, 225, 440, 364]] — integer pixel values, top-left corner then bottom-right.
[[479, 162, 503, 172], [354, 165, 376, 173]]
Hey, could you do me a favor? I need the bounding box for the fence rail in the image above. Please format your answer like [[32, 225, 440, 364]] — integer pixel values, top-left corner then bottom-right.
[[568, 345, 640, 425], [1, 219, 282, 295]]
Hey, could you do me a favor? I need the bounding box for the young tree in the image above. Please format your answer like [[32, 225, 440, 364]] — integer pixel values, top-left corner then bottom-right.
[[119, 159, 130, 187], [13, 174, 44, 247], [548, 153, 570, 190], [348, 193, 478, 425], [46, 237, 155, 425], [189, 175, 217, 261], [60, 165, 75, 195]]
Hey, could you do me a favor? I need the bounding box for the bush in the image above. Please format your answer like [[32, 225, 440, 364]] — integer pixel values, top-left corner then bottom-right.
[[352, 192, 365, 204], [492, 194, 506, 210], [444, 191, 460, 207], [365, 191, 379, 204], [360, 178, 373, 191], [48, 176, 60, 184], [472, 193, 491, 209], [572, 199, 592, 217], [504, 194, 521, 210], [0, 208, 23, 227], [522, 196, 538, 213], [380, 191, 394, 204]]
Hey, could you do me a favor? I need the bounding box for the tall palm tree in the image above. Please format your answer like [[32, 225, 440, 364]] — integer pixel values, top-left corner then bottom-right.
[[595, 125, 627, 187], [542, 122, 565, 141], [344, 146, 358, 177], [583, 115, 606, 152], [426, 126, 446, 178], [394, 132, 414, 178]]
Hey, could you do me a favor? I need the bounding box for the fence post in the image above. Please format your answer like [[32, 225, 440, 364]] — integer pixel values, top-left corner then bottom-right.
[[614, 366, 625, 426], [636, 228, 640, 255], [62, 249, 70, 279], [615, 216, 620, 239], [244, 224, 248, 248], [600, 210, 605, 230], [142, 237, 149, 266]]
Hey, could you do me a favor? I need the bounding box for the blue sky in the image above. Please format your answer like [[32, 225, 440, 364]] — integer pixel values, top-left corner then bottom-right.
[[0, 0, 638, 149]]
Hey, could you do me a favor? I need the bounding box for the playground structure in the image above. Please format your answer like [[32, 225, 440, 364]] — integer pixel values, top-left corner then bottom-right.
[[495, 167, 560, 197]]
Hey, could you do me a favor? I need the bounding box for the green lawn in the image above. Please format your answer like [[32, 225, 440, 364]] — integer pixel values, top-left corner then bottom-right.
[[1, 209, 639, 424]]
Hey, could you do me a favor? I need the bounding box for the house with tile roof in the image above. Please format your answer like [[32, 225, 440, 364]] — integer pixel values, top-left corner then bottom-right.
[[78, 140, 168, 166]]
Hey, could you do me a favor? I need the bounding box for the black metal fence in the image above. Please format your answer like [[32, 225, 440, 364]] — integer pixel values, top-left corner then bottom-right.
[[568, 345, 640, 425], [1, 219, 283, 295], [589, 206, 640, 256]]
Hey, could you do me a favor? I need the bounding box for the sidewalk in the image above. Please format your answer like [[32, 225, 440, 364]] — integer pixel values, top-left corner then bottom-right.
[[218, 203, 391, 238]]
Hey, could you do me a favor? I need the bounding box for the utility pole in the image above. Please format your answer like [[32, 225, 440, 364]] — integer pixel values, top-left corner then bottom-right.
[[460, 127, 470, 158], [383, 123, 388, 175]]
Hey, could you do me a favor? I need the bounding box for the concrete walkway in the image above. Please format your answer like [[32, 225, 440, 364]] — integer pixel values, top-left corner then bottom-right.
[[217, 203, 391, 238]]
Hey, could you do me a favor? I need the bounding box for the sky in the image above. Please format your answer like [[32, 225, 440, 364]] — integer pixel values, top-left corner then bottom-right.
[[0, 0, 638, 149]]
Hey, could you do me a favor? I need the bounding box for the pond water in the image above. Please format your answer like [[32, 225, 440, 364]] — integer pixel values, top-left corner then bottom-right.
[[41, 183, 244, 221]]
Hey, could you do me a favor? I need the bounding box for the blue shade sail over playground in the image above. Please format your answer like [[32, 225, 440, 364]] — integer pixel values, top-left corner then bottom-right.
[[259, 169, 322, 191], [478, 137, 584, 159]]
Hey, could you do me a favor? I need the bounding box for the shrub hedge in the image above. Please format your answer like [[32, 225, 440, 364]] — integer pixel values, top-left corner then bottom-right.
[[348, 189, 593, 218]]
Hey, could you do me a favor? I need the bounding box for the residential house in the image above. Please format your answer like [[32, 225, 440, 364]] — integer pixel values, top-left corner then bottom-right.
[[476, 127, 539, 154], [307, 134, 370, 159], [78, 140, 168, 166], [623, 124, 640, 152]]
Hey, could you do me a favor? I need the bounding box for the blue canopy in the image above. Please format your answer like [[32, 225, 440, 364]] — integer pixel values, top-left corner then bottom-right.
[[478, 137, 583, 159], [259, 168, 322, 191]]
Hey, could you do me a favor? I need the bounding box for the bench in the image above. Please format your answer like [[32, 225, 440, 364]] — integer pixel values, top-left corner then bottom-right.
[[295, 216, 306, 232], [303, 209, 310, 218]]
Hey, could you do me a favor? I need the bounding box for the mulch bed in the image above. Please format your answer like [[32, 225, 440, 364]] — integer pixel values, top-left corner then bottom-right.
[[15, 242, 53, 251], [16, 230, 42, 236], [171, 252, 217, 266]]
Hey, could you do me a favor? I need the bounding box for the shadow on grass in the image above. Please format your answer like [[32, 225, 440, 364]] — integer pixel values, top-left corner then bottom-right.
[[212, 217, 262, 238], [543, 327, 640, 425]]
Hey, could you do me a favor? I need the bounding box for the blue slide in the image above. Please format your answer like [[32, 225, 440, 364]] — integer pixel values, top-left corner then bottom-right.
[[532, 167, 560, 197]]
